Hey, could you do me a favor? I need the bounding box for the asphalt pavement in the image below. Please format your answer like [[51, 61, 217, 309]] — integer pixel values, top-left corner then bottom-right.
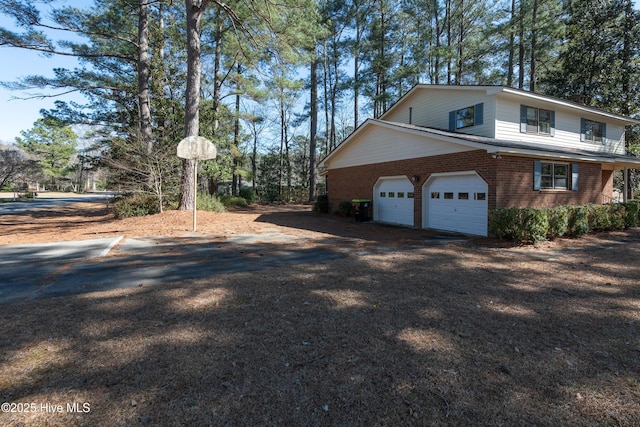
[[0, 233, 345, 305], [0, 193, 112, 213]]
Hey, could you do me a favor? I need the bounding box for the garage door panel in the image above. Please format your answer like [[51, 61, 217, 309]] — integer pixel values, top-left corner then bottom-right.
[[425, 173, 488, 236], [375, 178, 414, 226]]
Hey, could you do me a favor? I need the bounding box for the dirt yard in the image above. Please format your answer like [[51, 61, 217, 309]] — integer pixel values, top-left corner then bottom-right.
[[0, 201, 639, 426]]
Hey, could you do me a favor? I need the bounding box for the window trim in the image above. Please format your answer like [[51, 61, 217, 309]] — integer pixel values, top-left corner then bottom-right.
[[581, 118, 607, 145], [520, 105, 555, 136], [449, 103, 484, 130], [534, 160, 577, 191]]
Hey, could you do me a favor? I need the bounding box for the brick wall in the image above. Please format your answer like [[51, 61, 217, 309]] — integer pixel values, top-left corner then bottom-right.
[[494, 157, 604, 208], [327, 150, 609, 227]]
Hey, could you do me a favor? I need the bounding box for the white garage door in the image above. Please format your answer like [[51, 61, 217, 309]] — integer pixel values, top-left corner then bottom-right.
[[374, 177, 415, 226], [425, 172, 488, 236]]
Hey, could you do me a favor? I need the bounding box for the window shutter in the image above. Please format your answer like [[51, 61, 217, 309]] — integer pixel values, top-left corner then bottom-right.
[[571, 164, 579, 191], [474, 103, 484, 125], [534, 160, 542, 190], [550, 111, 556, 136], [520, 105, 527, 133], [601, 123, 607, 145], [580, 118, 586, 142], [449, 111, 456, 130]]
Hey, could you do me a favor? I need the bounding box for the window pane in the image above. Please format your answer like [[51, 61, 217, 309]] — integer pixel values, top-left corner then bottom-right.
[[474, 192, 486, 201], [539, 122, 550, 134], [541, 163, 552, 175], [539, 109, 550, 122], [593, 122, 603, 142], [380, 192, 386, 197], [397, 192, 405, 198], [444, 192, 454, 199], [431, 192, 440, 199], [541, 176, 553, 188], [554, 178, 567, 189], [407, 192, 415, 198], [388, 192, 395, 198], [554, 164, 568, 177], [457, 106, 474, 128], [458, 192, 469, 200]]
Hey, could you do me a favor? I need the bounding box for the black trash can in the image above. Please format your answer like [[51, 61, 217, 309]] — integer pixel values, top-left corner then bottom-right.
[[352, 199, 372, 222]]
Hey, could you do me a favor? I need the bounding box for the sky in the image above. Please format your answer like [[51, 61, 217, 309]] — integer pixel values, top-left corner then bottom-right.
[[1, 1, 640, 144], [0, 0, 85, 144]]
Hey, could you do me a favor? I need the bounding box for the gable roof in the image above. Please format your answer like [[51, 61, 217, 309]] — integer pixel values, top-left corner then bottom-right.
[[319, 119, 640, 172], [380, 85, 640, 125]]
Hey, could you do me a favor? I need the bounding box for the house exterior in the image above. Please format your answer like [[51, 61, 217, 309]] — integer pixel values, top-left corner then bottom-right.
[[318, 85, 640, 236]]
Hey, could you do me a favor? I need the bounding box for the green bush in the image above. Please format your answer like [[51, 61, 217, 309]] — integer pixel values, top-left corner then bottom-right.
[[489, 207, 548, 243], [622, 200, 640, 228], [112, 193, 160, 219], [608, 203, 626, 230], [566, 205, 589, 237], [337, 201, 354, 217], [238, 188, 257, 204], [516, 208, 549, 243], [588, 204, 611, 231], [196, 193, 226, 212], [489, 208, 519, 239], [313, 194, 329, 213], [220, 195, 248, 208], [546, 206, 568, 239]]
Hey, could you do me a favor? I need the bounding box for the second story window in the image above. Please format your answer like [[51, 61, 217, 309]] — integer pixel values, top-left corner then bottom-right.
[[456, 106, 475, 128], [520, 105, 555, 136], [526, 106, 552, 134], [581, 118, 606, 144], [449, 103, 483, 131]]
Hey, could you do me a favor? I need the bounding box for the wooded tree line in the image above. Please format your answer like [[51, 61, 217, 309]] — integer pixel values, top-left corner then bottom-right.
[[1, 0, 639, 206]]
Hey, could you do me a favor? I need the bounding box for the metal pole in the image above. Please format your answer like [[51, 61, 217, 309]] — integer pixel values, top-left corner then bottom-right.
[[193, 159, 198, 232]]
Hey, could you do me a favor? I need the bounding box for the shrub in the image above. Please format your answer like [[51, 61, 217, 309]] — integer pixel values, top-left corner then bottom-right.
[[112, 193, 160, 219], [196, 193, 226, 212], [622, 200, 640, 228], [489, 207, 548, 243], [337, 201, 353, 217], [546, 206, 568, 239], [588, 204, 611, 231], [515, 208, 548, 243], [238, 188, 257, 204], [313, 194, 329, 213], [489, 208, 519, 239], [566, 205, 589, 237], [220, 195, 248, 208], [608, 203, 626, 230]]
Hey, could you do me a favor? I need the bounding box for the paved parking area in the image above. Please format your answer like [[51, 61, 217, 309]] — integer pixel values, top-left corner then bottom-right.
[[0, 234, 345, 305]]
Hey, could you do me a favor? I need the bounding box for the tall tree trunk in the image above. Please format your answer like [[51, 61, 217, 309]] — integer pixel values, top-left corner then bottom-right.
[[309, 56, 318, 202], [232, 63, 241, 196], [518, 0, 525, 89], [530, 0, 538, 92], [179, 0, 209, 211], [456, 0, 465, 85], [434, 0, 441, 84], [323, 40, 330, 154], [446, 0, 452, 84], [138, 0, 152, 155], [622, 0, 634, 200], [507, 0, 515, 87]]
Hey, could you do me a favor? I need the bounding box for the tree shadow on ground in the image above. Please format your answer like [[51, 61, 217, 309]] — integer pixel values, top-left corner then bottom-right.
[[0, 226, 639, 426]]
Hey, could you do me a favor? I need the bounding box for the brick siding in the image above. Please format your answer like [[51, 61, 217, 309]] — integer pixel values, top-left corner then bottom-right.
[[327, 150, 609, 228]]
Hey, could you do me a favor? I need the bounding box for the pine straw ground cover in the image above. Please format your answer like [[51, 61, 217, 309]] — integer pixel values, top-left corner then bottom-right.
[[0, 202, 639, 426]]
